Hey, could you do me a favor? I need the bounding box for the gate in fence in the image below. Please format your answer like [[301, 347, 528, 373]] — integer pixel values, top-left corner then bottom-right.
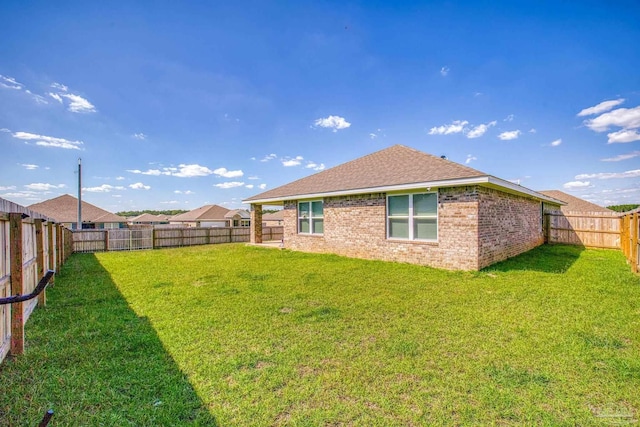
[[107, 229, 153, 251], [73, 229, 154, 252]]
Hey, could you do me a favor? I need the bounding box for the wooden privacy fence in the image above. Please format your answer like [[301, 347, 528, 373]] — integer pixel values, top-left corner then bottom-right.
[[620, 212, 639, 273], [544, 211, 621, 249], [1, 198, 71, 364], [72, 226, 284, 253]]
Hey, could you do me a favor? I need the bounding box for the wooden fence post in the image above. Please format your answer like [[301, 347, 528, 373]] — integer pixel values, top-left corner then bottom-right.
[[47, 222, 55, 284], [56, 225, 62, 271], [35, 219, 46, 306], [633, 213, 639, 273], [9, 213, 24, 355]]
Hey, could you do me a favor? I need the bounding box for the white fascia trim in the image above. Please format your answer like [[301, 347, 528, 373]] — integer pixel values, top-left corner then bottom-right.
[[485, 176, 566, 205], [243, 175, 565, 205]]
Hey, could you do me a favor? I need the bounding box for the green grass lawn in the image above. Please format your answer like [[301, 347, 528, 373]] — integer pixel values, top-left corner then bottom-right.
[[1, 244, 638, 426]]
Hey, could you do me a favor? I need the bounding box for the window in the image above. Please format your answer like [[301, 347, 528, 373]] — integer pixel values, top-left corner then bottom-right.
[[387, 192, 437, 241], [298, 200, 324, 234]]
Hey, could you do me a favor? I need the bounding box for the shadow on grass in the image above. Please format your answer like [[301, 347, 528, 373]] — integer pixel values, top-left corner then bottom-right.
[[484, 244, 585, 274], [0, 253, 217, 426]]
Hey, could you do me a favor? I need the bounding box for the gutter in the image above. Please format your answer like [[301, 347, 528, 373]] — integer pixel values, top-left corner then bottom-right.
[[243, 175, 566, 206]]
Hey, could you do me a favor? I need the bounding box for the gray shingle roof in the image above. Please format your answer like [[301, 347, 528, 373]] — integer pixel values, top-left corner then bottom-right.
[[245, 145, 487, 202], [169, 204, 230, 222], [537, 190, 617, 214], [28, 194, 126, 223]]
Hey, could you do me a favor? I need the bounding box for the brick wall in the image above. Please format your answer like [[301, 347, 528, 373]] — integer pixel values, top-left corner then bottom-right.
[[477, 187, 544, 269], [283, 187, 482, 270]]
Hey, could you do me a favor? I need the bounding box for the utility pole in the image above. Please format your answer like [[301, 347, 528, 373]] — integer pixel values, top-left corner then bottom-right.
[[77, 158, 82, 230]]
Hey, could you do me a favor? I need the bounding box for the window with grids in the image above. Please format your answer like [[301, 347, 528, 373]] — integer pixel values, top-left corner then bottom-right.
[[387, 193, 437, 241], [298, 200, 324, 235]]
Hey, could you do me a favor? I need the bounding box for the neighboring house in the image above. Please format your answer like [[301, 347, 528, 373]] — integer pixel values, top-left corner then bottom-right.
[[537, 190, 618, 215], [225, 209, 251, 227], [128, 213, 171, 226], [244, 145, 563, 271], [29, 194, 126, 230], [169, 204, 231, 227], [262, 210, 284, 227]]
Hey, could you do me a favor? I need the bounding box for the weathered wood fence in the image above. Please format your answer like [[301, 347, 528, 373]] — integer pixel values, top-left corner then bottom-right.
[[1, 198, 71, 364], [544, 211, 621, 249], [620, 211, 639, 273], [72, 226, 284, 253]]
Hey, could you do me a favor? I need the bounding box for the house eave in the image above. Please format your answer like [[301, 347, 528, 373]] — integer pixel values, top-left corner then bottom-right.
[[243, 176, 566, 205]]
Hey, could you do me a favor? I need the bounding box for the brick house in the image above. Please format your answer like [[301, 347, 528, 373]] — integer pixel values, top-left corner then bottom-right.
[[244, 145, 563, 270]]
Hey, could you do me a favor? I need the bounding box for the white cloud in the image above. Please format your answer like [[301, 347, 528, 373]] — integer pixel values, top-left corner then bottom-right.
[[563, 181, 591, 189], [12, 131, 83, 150], [0, 186, 16, 190], [83, 184, 126, 193], [606, 129, 640, 144], [0, 191, 41, 200], [282, 156, 304, 167], [160, 200, 180, 205], [245, 184, 254, 189], [259, 183, 267, 189], [132, 133, 147, 140], [20, 163, 39, 170], [171, 164, 213, 178], [306, 162, 326, 171], [0, 128, 10, 133], [498, 130, 521, 140], [314, 115, 351, 132], [214, 181, 245, 189], [51, 82, 68, 92], [465, 155, 477, 164], [529, 128, 536, 134], [577, 98, 625, 117], [115, 176, 125, 180], [601, 151, 640, 162], [260, 153, 277, 162], [369, 133, 377, 139], [129, 182, 150, 190], [26, 91, 48, 105], [127, 164, 223, 178], [59, 93, 96, 113], [440, 66, 449, 76], [584, 106, 640, 132], [0, 75, 23, 90], [127, 169, 162, 176], [550, 138, 562, 147], [504, 114, 514, 122], [466, 121, 496, 139], [25, 183, 65, 191], [214, 167, 243, 178], [248, 175, 259, 180], [428, 120, 469, 135], [576, 169, 640, 180], [174, 190, 194, 194], [48, 93, 63, 103]]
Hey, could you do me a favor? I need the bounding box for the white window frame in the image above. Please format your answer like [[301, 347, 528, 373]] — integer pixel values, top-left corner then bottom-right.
[[387, 191, 438, 241], [298, 200, 324, 235]]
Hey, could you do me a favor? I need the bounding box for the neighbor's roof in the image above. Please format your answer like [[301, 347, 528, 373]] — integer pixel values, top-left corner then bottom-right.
[[29, 194, 126, 223], [262, 210, 284, 220], [169, 204, 230, 221], [129, 213, 170, 223], [224, 209, 250, 219], [244, 145, 562, 204], [537, 190, 617, 214]]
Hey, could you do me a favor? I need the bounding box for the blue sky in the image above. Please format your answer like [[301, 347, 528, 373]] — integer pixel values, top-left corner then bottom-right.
[[1, 0, 639, 212]]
